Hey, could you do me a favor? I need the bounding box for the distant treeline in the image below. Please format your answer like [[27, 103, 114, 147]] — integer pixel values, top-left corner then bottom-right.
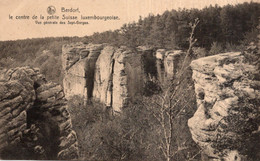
[[84, 2, 260, 49], [0, 37, 82, 60], [0, 37, 83, 83]]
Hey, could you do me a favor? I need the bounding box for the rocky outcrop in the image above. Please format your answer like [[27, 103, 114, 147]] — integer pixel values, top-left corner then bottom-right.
[[112, 47, 144, 112], [0, 67, 78, 160], [188, 52, 260, 160], [62, 43, 188, 112], [63, 44, 145, 112], [93, 46, 144, 112]]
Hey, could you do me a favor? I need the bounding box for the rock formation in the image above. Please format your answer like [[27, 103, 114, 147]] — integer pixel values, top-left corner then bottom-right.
[[0, 67, 79, 160], [62, 43, 187, 112], [155, 49, 185, 83], [62, 43, 104, 99], [93, 46, 144, 112], [155, 49, 166, 83], [188, 51, 260, 160], [163, 50, 185, 80], [63, 43, 146, 112], [92, 46, 116, 107]]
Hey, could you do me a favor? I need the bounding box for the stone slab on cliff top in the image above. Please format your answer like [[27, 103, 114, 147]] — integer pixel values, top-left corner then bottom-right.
[[188, 52, 260, 161], [0, 67, 79, 160]]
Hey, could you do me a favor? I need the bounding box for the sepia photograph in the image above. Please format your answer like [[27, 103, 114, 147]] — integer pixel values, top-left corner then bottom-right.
[[0, 0, 259, 160]]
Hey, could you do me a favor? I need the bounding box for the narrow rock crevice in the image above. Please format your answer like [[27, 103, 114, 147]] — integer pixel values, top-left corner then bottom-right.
[[109, 59, 115, 107]]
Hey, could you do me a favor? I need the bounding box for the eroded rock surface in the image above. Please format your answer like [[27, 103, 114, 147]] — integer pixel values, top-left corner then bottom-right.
[[63, 43, 188, 112], [93, 46, 116, 107], [63, 44, 145, 112], [0, 67, 79, 160], [188, 52, 260, 160], [62, 43, 104, 100], [112, 47, 144, 112], [155, 49, 166, 83]]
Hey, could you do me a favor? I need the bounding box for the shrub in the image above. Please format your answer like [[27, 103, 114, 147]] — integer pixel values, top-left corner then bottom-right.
[[192, 47, 207, 58], [209, 42, 223, 55], [225, 42, 243, 52]]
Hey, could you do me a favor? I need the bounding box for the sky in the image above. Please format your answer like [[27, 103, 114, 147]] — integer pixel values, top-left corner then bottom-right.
[[0, 0, 257, 41]]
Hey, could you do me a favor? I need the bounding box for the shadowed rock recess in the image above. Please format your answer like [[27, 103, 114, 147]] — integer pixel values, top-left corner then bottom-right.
[[0, 67, 79, 160], [188, 51, 260, 160]]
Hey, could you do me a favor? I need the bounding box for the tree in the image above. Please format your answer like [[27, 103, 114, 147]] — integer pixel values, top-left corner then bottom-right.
[[140, 18, 200, 161]]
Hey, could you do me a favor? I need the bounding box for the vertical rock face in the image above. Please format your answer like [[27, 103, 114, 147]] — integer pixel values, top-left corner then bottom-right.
[[93, 46, 116, 107], [164, 50, 184, 79], [0, 67, 79, 160], [62, 43, 189, 112], [155, 49, 185, 83], [62, 43, 104, 99], [63, 44, 145, 112], [112, 47, 144, 112], [156, 49, 166, 83], [188, 52, 260, 160]]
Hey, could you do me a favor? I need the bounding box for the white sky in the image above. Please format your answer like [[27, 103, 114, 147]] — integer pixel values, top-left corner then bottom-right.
[[0, 0, 257, 41]]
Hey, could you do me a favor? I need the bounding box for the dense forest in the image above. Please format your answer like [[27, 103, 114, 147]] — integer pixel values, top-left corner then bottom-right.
[[0, 2, 259, 83], [84, 2, 260, 49]]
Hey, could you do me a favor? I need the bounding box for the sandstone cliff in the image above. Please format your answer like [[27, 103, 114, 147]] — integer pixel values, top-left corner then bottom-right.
[[63, 44, 147, 112], [93, 46, 144, 112], [0, 67, 79, 160], [188, 51, 260, 160], [62, 43, 104, 99], [62, 43, 185, 112]]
